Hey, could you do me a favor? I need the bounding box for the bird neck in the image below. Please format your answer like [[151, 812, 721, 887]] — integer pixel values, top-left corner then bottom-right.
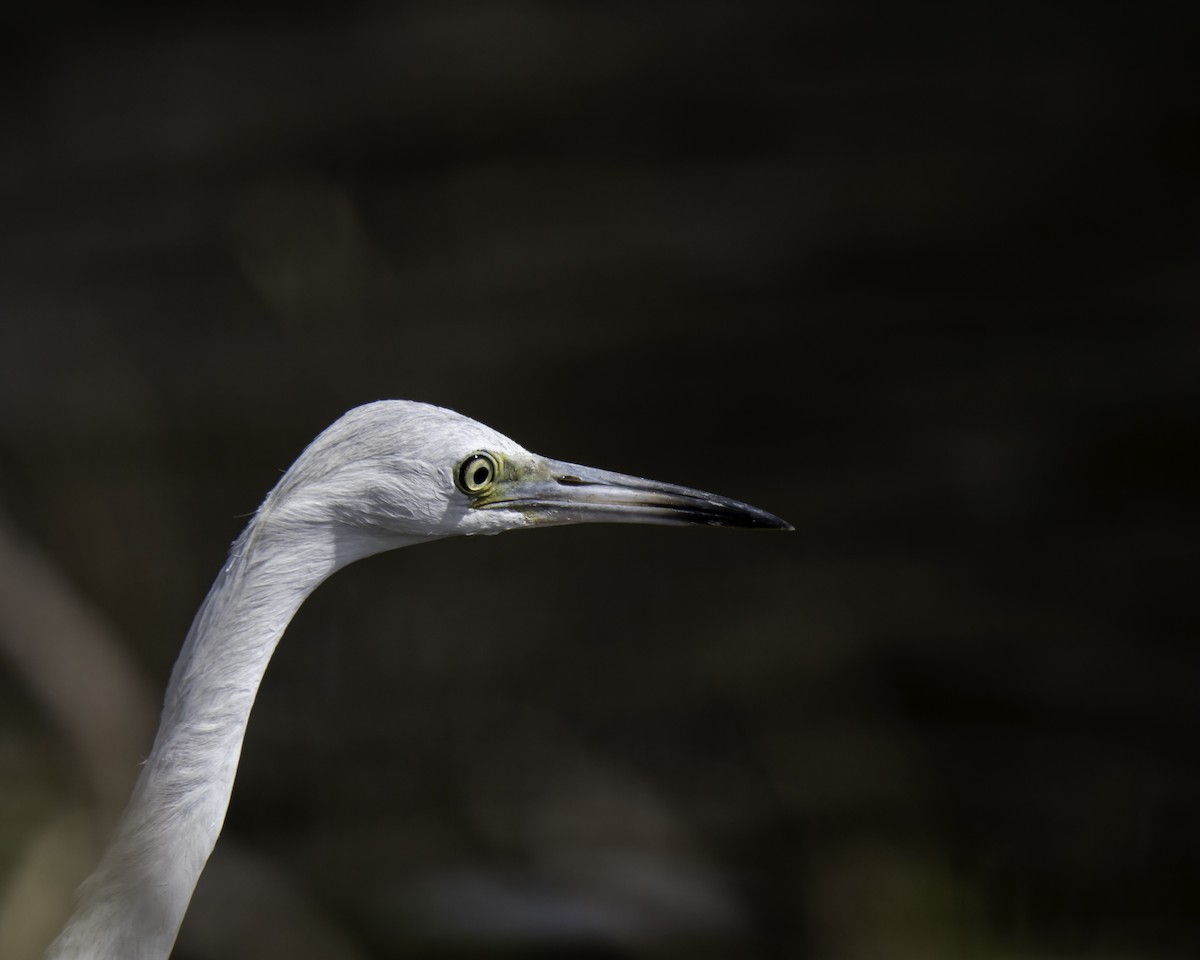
[[48, 510, 387, 960]]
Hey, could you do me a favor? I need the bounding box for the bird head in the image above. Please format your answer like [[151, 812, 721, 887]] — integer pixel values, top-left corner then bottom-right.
[[262, 400, 790, 552]]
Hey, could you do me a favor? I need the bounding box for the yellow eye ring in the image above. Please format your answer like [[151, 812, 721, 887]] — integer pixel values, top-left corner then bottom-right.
[[456, 452, 498, 494]]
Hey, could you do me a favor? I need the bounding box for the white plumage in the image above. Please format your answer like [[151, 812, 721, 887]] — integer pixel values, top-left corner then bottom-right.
[[48, 400, 788, 959]]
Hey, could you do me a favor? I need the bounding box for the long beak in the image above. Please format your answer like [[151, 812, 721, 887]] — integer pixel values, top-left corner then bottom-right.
[[482, 457, 792, 530]]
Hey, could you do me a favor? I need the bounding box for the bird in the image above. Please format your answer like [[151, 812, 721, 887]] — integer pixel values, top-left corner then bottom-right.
[[47, 399, 790, 959]]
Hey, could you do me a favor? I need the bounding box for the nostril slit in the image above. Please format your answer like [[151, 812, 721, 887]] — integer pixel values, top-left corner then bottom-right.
[[556, 475, 586, 486]]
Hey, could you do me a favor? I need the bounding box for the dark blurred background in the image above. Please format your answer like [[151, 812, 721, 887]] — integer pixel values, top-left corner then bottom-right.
[[0, 2, 1196, 958]]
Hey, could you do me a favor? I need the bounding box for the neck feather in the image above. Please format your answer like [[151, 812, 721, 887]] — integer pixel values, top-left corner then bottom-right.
[[48, 508, 385, 959]]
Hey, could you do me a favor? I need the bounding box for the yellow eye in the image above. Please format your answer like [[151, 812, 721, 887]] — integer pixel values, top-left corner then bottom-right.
[[456, 453, 498, 494]]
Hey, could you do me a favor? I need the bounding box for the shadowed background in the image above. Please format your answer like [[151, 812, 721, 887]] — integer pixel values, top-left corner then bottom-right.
[[0, 3, 1196, 958]]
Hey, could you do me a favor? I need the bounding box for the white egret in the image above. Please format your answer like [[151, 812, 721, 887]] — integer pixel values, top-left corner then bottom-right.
[[47, 400, 789, 959]]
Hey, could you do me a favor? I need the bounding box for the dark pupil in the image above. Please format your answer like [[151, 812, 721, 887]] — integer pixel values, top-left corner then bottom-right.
[[472, 464, 489, 486]]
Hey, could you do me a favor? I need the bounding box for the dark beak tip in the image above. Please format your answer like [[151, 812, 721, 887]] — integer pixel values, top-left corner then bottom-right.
[[711, 506, 792, 531], [739, 503, 792, 531]]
